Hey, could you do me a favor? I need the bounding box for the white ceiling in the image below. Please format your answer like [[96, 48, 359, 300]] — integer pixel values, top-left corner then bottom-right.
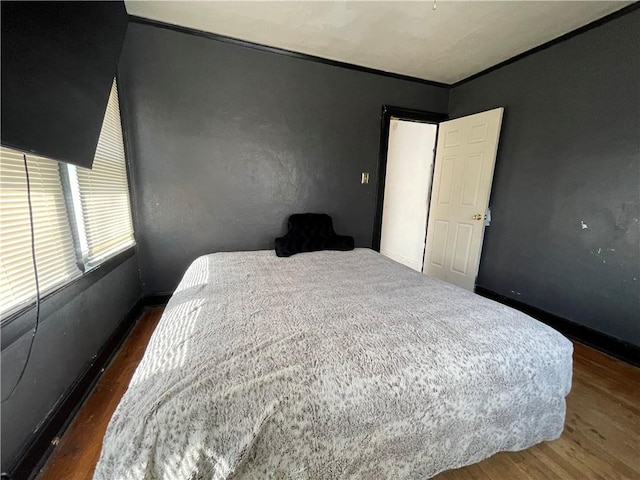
[[124, 1, 631, 84]]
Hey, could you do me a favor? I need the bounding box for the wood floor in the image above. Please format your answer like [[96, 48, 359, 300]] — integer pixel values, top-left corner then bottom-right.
[[37, 307, 640, 480]]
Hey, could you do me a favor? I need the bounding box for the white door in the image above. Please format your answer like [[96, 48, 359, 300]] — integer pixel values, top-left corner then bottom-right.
[[380, 119, 437, 271], [423, 108, 504, 290]]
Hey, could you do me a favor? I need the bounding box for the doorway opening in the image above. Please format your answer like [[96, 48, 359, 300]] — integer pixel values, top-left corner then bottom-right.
[[373, 105, 504, 290], [372, 106, 446, 271]]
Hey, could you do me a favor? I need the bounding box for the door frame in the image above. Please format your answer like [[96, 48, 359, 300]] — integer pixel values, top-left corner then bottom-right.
[[372, 105, 447, 252]]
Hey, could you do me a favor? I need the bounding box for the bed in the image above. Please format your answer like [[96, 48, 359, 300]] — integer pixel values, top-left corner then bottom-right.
[[94, 248, 572, 479]]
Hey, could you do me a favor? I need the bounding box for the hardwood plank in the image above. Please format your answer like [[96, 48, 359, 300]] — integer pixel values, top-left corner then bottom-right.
[[565, 388, 639, 469], [531, 442, 597, 479], [514, 448, 573, 479], [572, 343, 640, 409], [435, 462, 486, 480], [477, 451, 535, 480], [37, 319, 640, 480]]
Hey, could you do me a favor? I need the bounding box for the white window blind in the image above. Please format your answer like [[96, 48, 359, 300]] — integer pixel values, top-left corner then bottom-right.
[[0, 147, 81, 316], [70, 80, 135, 266]]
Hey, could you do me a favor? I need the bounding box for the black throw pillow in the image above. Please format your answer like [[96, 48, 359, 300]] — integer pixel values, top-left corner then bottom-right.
[[275, 213, 354, 257]]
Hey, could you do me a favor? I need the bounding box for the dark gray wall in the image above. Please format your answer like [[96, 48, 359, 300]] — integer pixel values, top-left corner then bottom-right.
[[118, 22, 449, 294], [449, 10, 640, 346], [0, 254, 140, 471]]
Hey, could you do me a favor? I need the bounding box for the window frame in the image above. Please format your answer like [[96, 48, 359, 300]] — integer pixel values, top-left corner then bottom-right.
[[63, 162, 136, 271]]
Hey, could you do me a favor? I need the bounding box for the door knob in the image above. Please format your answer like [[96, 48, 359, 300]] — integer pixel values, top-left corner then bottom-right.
[[472, 214, 485, 220]]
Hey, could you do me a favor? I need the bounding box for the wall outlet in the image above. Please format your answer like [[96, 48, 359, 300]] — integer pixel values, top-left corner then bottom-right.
[[361, 172, 370, 184]]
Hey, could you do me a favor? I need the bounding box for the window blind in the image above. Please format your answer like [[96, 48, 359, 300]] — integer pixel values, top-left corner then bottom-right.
[[72, 80, 135, 266], [0, 147, 81, 316]]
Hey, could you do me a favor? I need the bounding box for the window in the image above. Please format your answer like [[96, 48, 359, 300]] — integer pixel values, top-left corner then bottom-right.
[[0, 149, 81, 316], [0, 80, 135, 318], [67, 81, 135, 267]]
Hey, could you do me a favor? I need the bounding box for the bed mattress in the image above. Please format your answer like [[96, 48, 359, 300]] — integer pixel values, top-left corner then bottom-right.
[[94, 249, 572, 479]]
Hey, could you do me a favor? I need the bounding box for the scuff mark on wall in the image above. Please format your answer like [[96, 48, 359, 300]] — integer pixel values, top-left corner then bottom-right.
[[610, 203, 640, 245]]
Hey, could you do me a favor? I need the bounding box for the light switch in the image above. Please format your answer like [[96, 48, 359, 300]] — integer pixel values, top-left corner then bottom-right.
[[361, 172, 370, 184]]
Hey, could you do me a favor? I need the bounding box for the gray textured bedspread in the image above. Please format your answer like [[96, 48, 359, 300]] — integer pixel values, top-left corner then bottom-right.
[[94, 249, 572, 479]]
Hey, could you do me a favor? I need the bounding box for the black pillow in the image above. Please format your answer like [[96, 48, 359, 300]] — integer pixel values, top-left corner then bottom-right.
[[275, 213, 354, 257]]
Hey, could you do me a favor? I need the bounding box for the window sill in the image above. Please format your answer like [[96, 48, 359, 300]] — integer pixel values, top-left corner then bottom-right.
[[1, 245, 137, 349], [83, 240, 136, 271]]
